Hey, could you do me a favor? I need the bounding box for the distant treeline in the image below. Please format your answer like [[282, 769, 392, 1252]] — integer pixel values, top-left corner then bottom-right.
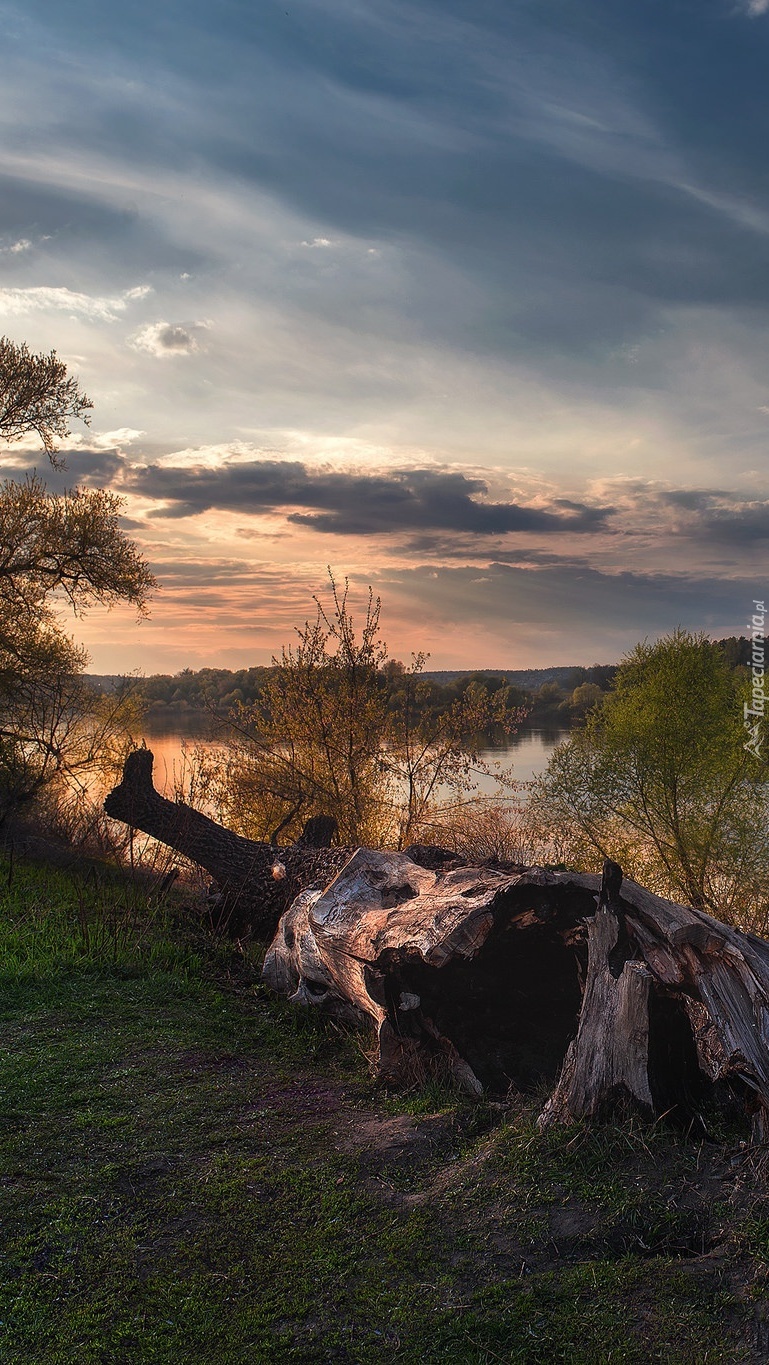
[[87, 635, 752, 727]]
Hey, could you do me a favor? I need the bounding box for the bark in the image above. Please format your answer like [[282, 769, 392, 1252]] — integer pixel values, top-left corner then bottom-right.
[[264, 848, 769, 1137], [106, 749, 769, 1137], [103, 748, 353, 935]]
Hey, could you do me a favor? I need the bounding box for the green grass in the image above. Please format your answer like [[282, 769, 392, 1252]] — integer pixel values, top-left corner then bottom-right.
[[0, 853, 763, 1362]]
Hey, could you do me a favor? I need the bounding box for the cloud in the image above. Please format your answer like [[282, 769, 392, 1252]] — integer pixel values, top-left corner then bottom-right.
[[0, 238, 31, 254], [92, 427, 145, 449], [744, 0, 769, 15], [699, 502, 769, 541], [382, 561, 754, 645], [11, 447, 127, 492], [129, 320, 209, 357], [0, 283, 151, 321], [608, 482, 769, 542], [126, 457, 613, 534]]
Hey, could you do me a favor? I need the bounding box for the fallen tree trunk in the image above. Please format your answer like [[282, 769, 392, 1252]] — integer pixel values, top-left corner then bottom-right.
[[106, 749, 769, 1137], [103, 748, 354, 935], [263, 849, 769, 1138]]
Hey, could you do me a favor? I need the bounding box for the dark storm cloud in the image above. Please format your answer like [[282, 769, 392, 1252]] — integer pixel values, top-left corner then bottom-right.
[[389, 532, 605, 566], [660, 489, 734, 511], [128, 459, 612, 535]]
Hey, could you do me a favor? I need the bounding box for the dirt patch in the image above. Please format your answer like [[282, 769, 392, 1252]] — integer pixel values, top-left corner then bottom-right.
[[337, 1112, 463, 1174], [248, 1077, 472, 1185]]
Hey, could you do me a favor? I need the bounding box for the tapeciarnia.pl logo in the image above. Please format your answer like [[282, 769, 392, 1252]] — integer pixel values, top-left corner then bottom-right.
[[744, 599, 766, 760]]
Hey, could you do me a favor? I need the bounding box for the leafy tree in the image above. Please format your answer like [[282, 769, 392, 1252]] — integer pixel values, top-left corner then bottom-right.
[[529, 629, 769, 926], [204, 574, 525, 848], [207, 576, 392, 845], [0, 336, 93, 465], [531, 681, 567, 715], [0, 473, 153, 642], [569, 681, 604, 716], [0, 339, 154, 820]]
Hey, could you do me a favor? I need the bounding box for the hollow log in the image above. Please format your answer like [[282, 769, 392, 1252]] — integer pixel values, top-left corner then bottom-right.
[[263, 849, 769, 1138], [105, 749, 769, 1137], [103, 748, 355, 935]]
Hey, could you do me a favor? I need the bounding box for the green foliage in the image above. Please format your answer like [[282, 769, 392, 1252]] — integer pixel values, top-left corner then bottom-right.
[[134, 663, 534, 719], [531, 629, 769, 925], [0, 853, 200, 980], [0, 342, 154, 821], [136, 664, 270, 712], [133, 644, 751, 726], [570, 680, 605, 715]]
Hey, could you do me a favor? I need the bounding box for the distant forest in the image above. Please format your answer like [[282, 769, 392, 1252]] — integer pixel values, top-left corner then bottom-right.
[[88, 635, 752, 729]]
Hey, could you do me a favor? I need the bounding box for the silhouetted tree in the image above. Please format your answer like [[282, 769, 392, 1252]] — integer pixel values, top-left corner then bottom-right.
[[0, 339, 154, 818]]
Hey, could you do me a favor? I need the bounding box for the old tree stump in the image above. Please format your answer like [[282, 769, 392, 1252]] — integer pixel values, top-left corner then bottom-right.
[[106, 749, 769, 1138]]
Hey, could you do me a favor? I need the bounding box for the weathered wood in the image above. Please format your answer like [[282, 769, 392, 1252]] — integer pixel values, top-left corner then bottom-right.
[[103, 748, 353, 935], [105, 749, 769, 1137], [263, 848, 594, 1096], [263, 849, 769, 1136], [537, 861, 654, 1127]]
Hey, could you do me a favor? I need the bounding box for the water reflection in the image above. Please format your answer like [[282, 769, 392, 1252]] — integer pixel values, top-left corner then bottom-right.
[[475, 728, 570, 787], [136, 715, 570, 798]]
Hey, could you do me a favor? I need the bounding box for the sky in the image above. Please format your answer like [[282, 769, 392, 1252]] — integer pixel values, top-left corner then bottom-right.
[[1, 0, 768, 672]]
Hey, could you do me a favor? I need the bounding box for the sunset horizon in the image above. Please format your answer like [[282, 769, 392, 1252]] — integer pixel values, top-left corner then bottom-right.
[[2, 0, 767, 673]]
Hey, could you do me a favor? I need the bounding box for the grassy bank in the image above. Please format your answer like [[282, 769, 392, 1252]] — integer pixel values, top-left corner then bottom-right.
[[1, 854, 767, 1362]]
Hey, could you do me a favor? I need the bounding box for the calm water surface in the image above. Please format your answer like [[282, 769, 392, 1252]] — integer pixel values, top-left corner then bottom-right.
[[137, 714, 568, 797]]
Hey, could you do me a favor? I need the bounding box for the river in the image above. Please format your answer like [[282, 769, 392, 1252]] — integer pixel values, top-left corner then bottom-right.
[[136, 713, 569, 798]]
